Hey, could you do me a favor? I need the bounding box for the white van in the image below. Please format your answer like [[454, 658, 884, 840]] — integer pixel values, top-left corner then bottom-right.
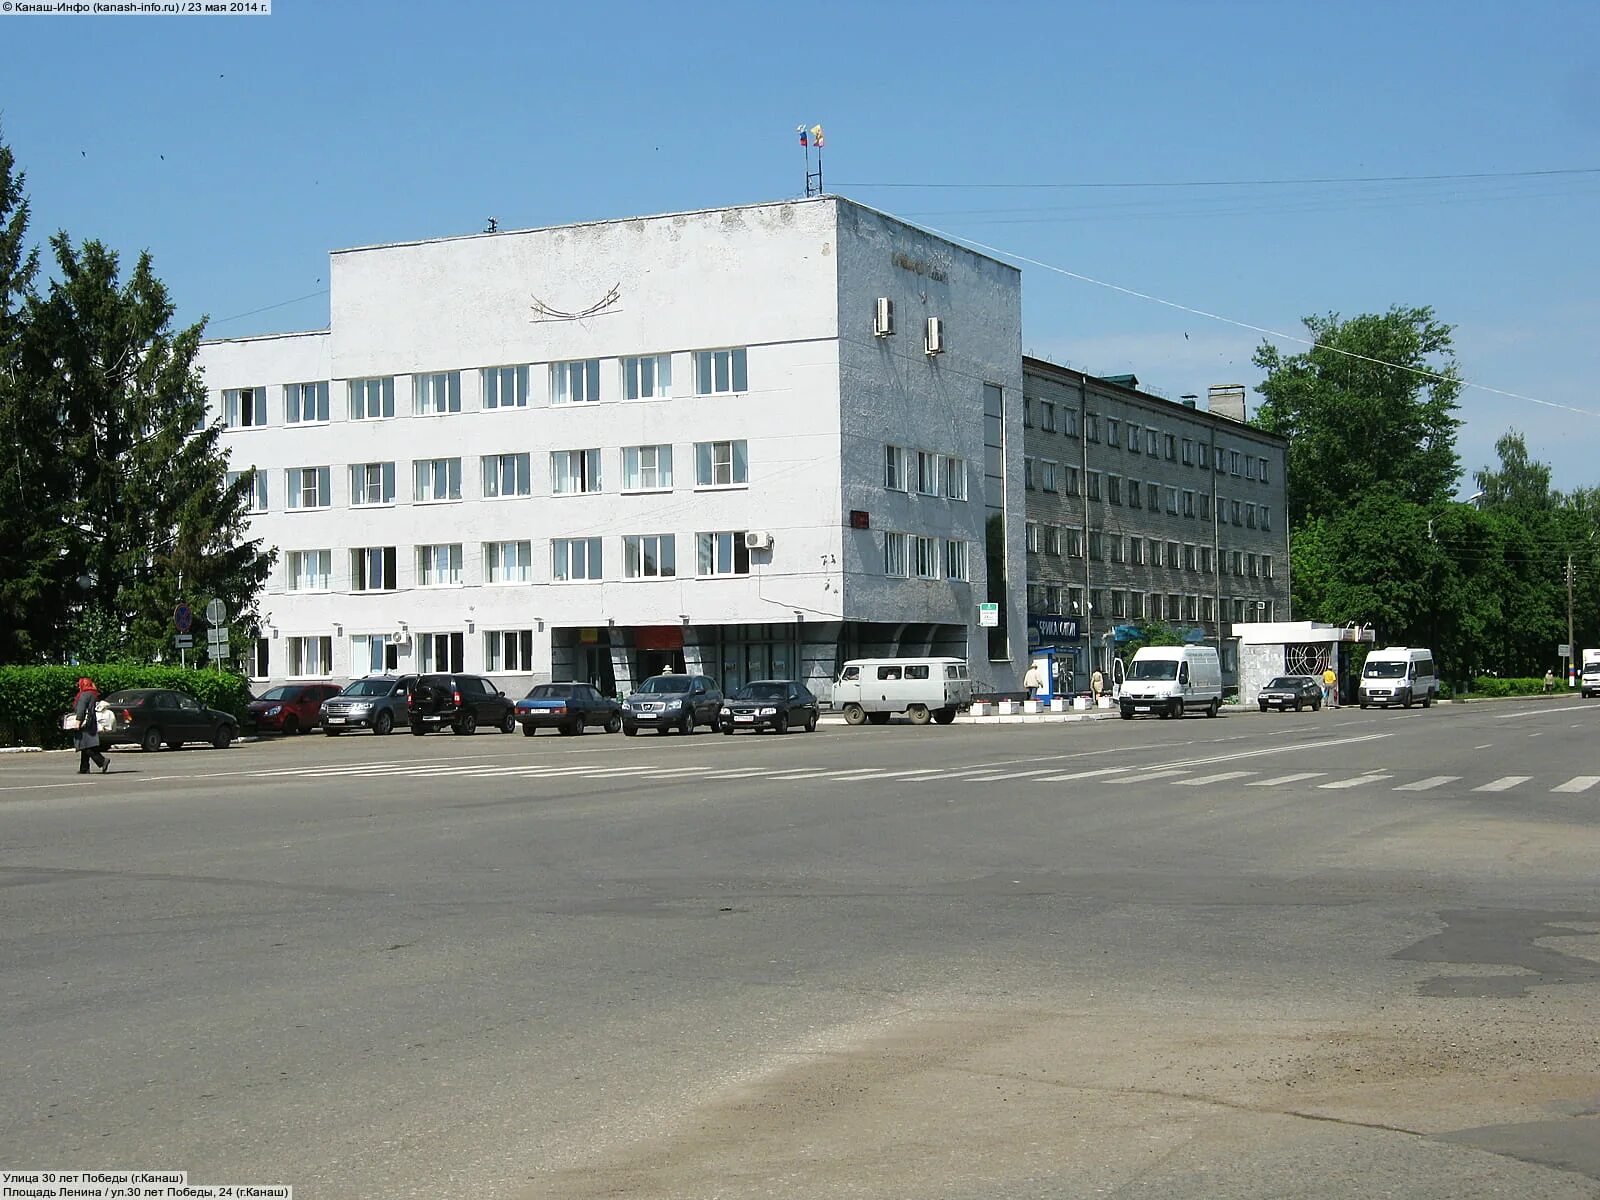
[[1582, 649, 1600, 698], [1358, 647, 1438, 709], [1119, 646, 1223, 719], [833, 657, 971, 726]]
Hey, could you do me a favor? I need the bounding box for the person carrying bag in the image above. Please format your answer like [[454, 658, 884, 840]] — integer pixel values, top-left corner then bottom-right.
[[70, 677, 111, 774]]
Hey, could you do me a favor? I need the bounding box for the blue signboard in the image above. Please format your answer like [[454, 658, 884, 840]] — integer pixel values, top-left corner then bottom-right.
[[1026, 614, 1081, 645]]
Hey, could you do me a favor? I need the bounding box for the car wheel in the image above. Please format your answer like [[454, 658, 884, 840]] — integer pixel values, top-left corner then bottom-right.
[[374, 710, 394, 736], [843, 703, 866, 726], [141, 727, 163, 753], [212, 724, 233, 749], [1313, 699, 1322, 711], [806, 711, 820, 732], [410, 721, 428, 735], [679, 711, 694, 736], [775, 712, 789, 735], [520, 724, 537, 737], [167, 740, 184, 751], [623, 723, 638, 737], [722, 723, 734, 735], [605, 714, 622, 734], [1259, 702, 1268, 712], [1207, 700, 1220, 718], [1120, 706, 1134, 720], [454, 713, 478, 735], [932, 708, 956, 725], [907, 704, 931, 725], [559, 722, 580, 737], [1422, 694, 1432, 709], [1295, 699, 1303, 712], [283, 714, 300, 736], [325, 726, 343, 737], [500, 710, 517, 735]]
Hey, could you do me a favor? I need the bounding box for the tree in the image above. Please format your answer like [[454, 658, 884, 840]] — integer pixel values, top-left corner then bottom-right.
[[1253, 307, 1462, 526], [0, 136, 273, 664], [1474, 430, 1553, 512]]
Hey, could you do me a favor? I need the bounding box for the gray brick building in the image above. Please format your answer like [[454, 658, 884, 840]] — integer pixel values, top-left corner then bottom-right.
[[1020, 358, 1289, 690]]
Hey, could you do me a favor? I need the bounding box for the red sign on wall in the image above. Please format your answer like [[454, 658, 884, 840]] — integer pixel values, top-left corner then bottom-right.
[[634, 625, 685, 651]]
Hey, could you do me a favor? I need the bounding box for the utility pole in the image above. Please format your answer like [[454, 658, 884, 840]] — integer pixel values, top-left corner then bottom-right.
[[1567, 553, 1576, 688]]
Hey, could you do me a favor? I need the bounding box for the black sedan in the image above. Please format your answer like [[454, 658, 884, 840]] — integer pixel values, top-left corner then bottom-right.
[[719, 680, 820, 734], [1258, 675, 1323, 712], [515, 683, 623, 736], [100, 688, 239, 751]]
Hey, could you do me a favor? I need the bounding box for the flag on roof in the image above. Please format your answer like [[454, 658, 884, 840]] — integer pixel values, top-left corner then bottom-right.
[[797, 125, 808, 147], [810, 124, 825, 148]]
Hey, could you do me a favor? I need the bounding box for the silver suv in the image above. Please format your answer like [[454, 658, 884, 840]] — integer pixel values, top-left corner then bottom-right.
[[321, 674, 416, 736], [622, 674, 723, 736]]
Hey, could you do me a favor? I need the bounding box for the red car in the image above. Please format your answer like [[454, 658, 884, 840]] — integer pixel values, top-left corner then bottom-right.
[[244, 683, 341, 735]]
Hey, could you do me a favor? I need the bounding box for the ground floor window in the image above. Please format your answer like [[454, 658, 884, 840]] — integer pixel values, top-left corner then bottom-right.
[[287, 635, 332, 677], [486, 629, 535, 672], [419, 631, 464, 673]]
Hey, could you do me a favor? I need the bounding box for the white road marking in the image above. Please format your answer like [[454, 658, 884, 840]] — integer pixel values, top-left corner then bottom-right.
[[1038, 767, 1127, 783], [1112, 768, 1191, 783], [1495, 704, 1594, 719], [1474, 775, 1532, 792], [1393, 776, 1460, 791], [1318, 774, 1393, 790], [1248, 772, 1326, 787], [1174, 771, 1256, 787], [1551, 776, 1600, 793]]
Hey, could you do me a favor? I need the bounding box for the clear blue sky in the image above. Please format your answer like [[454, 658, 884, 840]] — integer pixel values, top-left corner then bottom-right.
[[5, 0, 1597, 491]]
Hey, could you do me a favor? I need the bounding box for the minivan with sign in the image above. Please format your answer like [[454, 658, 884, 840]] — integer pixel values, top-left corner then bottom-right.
[[832, 657, 970, 726]]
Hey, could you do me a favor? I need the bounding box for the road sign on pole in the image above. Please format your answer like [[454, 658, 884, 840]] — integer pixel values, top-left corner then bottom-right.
[[174, 634, 193, 649], [205, 598, 228, 626], [175, 604, 193, 633]]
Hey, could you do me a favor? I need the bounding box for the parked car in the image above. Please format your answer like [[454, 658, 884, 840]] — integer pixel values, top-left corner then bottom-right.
[[621, 674, 723, 736], [100, 688, 238, 752], [832, 657, 970, 726], [1119, 646, 1223, 720], [1258, 675, 1323, 712], [720, 679, 820, 734], [406, 674, 516, 735], [321, 674, 416, 735], [243, 682, 341, 735], [515, 682, 623, 736]]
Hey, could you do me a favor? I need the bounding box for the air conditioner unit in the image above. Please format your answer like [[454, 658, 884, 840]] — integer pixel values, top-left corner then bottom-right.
[[873, 296, 894, 337], [383, 631, 409, 646], [743, 530, 774, 551], [925, 316, 944, 355]]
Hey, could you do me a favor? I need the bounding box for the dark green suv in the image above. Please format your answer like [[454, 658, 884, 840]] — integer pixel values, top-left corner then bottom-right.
[[406, 674, 517, 735]]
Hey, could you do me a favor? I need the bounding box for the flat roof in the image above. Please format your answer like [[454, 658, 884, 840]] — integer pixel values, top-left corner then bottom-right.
[[1021, 355, 1286, 444]]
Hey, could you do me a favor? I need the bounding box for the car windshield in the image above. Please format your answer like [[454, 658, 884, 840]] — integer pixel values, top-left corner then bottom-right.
[[1266, 677, 1303, 689], [104, 691, 150, 707], [256, 686, 295, 701], [343, 680, 393, 697], [735, 683, 788, 701], [527, 685, 575, 699], [1364, 661, 1407, 679], [637, 675, 692, 694], [1130, 660, 1178, 681]]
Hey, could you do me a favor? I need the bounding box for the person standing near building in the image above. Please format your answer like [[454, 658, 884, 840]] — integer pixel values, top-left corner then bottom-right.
[[1321, 664, 1339, 709], [72, 677, 110, 774], [1023, 661, 1044, 700]]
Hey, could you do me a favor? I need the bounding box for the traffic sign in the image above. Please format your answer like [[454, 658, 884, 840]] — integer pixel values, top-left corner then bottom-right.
[[206, 624, 231, 645], [1558, 643, 1571, 658], [174, 604, 193, 633], [174, 634, 193, 649], [205, 597, 228, 626], [978, 602, 999, 628]]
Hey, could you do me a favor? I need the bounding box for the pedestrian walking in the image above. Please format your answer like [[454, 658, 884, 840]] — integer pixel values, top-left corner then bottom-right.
[[71, 677, 110, 774], [1321, 665, 1339, 709], [1023, 662, 1044, 700], [1543, 668, 1556, 693], [1090, 669, 1104, 700]]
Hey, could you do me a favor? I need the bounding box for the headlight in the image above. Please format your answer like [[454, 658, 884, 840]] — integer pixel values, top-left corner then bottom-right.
[[265, 705, 282, 716], [662, 699, 682, 710], [721, 704, 731, 712], [759, 707, 777, 716], [350, 702, 372, 712]]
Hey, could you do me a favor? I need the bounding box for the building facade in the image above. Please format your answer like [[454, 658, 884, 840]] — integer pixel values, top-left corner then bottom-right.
[[198, 198, 1028, 698], [1020, 361, 1290, 688]]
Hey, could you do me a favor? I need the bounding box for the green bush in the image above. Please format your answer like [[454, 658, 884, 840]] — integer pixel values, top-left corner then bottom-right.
[[1466, 676, 1548, 698], [0, 664, 252, 748]]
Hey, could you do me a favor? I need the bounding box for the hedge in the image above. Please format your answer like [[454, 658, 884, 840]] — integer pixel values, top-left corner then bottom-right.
[[1466, 676, 1552, 698], [0, 665, 252, 749]]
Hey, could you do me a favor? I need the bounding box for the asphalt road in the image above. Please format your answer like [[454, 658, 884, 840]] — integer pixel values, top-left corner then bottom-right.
[[3, 698, 1599, 1199]]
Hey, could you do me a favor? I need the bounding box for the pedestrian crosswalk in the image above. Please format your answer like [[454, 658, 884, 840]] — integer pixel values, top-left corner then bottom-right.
[[243, 757, 1600, 796]]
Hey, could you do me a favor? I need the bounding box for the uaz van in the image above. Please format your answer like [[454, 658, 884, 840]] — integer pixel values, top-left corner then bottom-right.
[[832, 657, 970, 726]]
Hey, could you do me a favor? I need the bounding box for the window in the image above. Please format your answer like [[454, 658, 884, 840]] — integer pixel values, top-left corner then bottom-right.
[[1203, 596, 1216, 623], [695, 440, 748, 487], [1127, 424, 1141, 454], [1046, 584, 1062, 614], [1130, 537, 1144, 566], [413, 458, 462, 502], [1260, 506, 1272, 531], [1107, 418, 1120, 447], [945, 539, 969, 581], [1129, 593, 1145, 620], [1245, 456, 1256, 480], [1167, 541, 1182, 568], [1040, 401, 1056, 432], [1263, 554, 1274, 579], [1231, 550, 1243, 576], [1025, 521, 1040, 553], [1147, 537, 1160, 565], [287, 381, 329, 424], [884, 445, 906, 491], [1128, 480, 1141, 510], [1182, 490, 1195, 518], [1065, 466, 1080, 496], [413, 371, 462, 415], [349, 377, 394, 421], [1184, 544, 1197, 570], [1246, 502, 1257, 529], [1167, 594, 1182, 620], [1166, 487, 1179, 514], [551, 448, 603, 494], [227, 470, 268, 513], [1068, 586, 1083, 613], [418, 632, 464, 674], [485, 630, 535, 672], [482, 365, 529, 409], [883, 531, 908, 577], [1045, 526, 1062, 555], [1107, 476, 1122, 505], [1041, 461, 1058, 494], [623, 354, 672, 400], [1062, 408, 1079, 437], [484, 540, 532, 584], [482, 453, 532, 498], [1146, 482, 1160, 510], [1198, 443, 1210, 469], [416, 543, 464, 586], [916, 451, 940, 496], [1066, 528, 1083, 558], [1230, 450, 1242, 476], [1088, 531, 1105, 561], [1087, 471, 1102, 501], [286, 466, 330, 509], [624, 533, 677, 579], [1091, 589, 1108, 618], [550, 359, 601, 405], [1146, 429, 1158, 455], [1027, 582, 1047, 611], [287, 635, 331, 678], [694, 347, 748, 395], [223, 387, 268, 428], [1111, 536, 1126, 564], [698, 531, 751, 576], [1201, 546, 1214, 573], [1259, 457, 1270, 483], [914, 536, 938, 579], [1024, 457, 1036, 490], [1182, 439, 1194, 466], [351, 546, 397, 592], [1085, 414, 1100, 442], [251, 637, 270, 679], [1164, 434, 1177, 461], [1199, 494, 1212, 520], [622, 445, 674, 491], [1232, 499, 1243, 525], [1248, 553, 1259, 578], [350, 462, 396, 507], [552, 537, 603, 581], [286, 549, 332, 592], [943, 455, 968, 500], [1184, 595, 1198, 621]]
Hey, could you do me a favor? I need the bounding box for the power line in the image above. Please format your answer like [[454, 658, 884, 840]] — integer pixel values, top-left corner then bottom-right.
[[842, 167, 1600, 190], [912, 221, 1600, 421], [209, 288, 329, 327]]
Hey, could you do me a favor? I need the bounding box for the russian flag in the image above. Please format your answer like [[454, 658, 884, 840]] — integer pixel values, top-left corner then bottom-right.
[[798, 125, 808, 147]]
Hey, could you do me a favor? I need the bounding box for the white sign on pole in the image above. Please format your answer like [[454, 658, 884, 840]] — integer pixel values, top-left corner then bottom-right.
[[205, 597, 228, 626], [1558, 643, 1571, 658], [978, 602, 1000, 628]]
